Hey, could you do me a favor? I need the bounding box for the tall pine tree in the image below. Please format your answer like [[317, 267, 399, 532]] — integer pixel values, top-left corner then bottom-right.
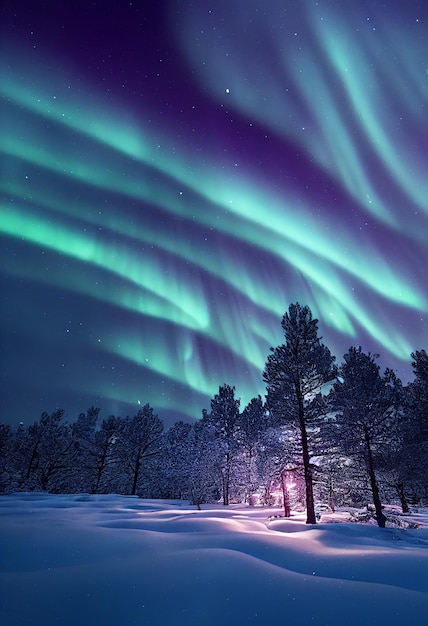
[[263, 303, 336, 524], [403, 349, 428, 502], [329, 347, 401, 527]]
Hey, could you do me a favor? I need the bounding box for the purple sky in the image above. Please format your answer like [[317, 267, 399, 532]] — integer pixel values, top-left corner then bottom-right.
[[1, 1, 427, 426]]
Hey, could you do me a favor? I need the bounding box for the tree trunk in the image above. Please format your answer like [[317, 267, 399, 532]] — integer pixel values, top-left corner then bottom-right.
[[247, 449, 253, 505], [396, 482, 410, 514], [302, 437, 316, 524], [222, 477, 229, 505], [298, 390, 316, 524], [26, 442, 40, 480], [92, 447, 108, 494], [328, 475, 335, 513], [364, 427, 386, 528], [222, 472, 229, 505], [131, 449, 141, 496], [222, 452, 231, 505], [281, 471, 291, 517]]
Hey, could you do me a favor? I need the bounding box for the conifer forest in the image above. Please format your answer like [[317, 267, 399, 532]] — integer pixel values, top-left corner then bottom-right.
[[2, 304, 427, 528]]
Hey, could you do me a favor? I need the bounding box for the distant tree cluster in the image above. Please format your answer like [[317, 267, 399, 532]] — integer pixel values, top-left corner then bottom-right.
[[1, 304, 427, 527]]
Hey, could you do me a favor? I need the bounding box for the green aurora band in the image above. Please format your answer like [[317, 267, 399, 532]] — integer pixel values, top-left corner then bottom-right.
[[177, 1, 428, 227]]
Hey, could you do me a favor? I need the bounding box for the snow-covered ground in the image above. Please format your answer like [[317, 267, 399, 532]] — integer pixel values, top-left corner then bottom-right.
[[1, 494, 427, 626]]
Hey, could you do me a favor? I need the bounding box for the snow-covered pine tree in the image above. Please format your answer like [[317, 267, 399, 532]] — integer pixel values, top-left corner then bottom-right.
[[69, 406, 100, 492], [120, 404, 164, 496], [186, 418, 221, 508], [0, 423, 14, 492], [403, 349, 428, 503], [16, 409, 75, 492], [329, 347, 401, 527], [89, 414, 124, 493], [205, 384, 240, 505], [263, 303, 336, 524], [158, 421, 193, 499], [237, 395, 267, 504]]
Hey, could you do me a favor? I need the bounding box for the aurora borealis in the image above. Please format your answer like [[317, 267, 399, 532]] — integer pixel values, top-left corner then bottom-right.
[[1, 1, 427, 426]]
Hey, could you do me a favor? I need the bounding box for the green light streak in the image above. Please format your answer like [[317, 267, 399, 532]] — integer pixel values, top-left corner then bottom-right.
[[2, 246, 199, 332], [3, 157, 422, 363], [1, 103, 423, 320], [176, 2, 428, 226], [288, 49, 392, 225], [104, 333, 217, 398], [1, 173, 285, 323], [313, 13, 428, 218], [100, 324, 265, 413], [0, 204, 209, 330], [0, 205, 273, 372], [1, 53, 424, 318]]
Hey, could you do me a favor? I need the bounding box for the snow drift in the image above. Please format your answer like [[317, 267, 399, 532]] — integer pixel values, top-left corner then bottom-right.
[[0, 493, 427, 626]]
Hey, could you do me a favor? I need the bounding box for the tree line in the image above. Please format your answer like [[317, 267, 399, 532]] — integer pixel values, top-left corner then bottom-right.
[[1, 303, 427, 527]]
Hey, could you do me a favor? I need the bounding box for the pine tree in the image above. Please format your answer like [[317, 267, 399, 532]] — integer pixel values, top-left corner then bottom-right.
[[0, 423, 14, 492], [237, 396, 267, 504], [70, 407, 100, 492], [205, 384, 240, 505], [120, 405, 164, 496], [403, 349, 428, 502], [263, 303, 336, 524], [17, 409, 74, 492], [90, 414, 123, 494], [186, 418, 221, 508], [160, 421, 193, 499], [329, 347, 401, 527]]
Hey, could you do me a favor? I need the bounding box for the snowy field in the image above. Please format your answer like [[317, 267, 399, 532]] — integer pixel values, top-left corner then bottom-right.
[[1, 494, 427, 626]]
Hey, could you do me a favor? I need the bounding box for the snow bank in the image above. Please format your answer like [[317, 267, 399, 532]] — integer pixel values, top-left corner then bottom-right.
[[1, 494, 427, 626]]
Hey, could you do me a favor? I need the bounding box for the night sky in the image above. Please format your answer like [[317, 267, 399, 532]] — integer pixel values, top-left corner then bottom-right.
[[1, 1, 427, 427]]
